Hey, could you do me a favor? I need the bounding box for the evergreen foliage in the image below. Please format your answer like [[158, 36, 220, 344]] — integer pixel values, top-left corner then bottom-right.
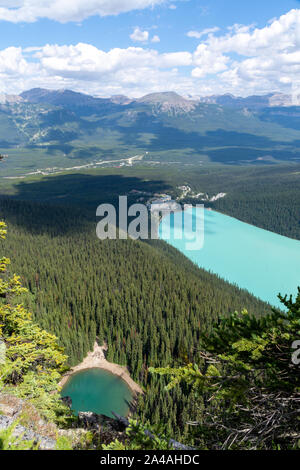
[[151, 292, 300, 449], [0, 198, 270, 438], [102, 418, 170, 451], [0, 197, 299, 449], [0, 221, 72, 425]]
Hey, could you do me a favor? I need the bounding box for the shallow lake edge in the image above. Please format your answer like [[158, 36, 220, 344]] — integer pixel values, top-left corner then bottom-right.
[[59, 342, 143, 397]]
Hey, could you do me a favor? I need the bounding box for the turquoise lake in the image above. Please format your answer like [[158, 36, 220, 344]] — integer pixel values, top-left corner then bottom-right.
[[61, 368, 132, 417], [159, 208, 300, 309]]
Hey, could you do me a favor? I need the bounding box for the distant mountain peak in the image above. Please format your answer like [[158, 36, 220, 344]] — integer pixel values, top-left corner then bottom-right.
[[138, 91, 188, 103], [192, 92, 297, 109], [109, 95, 133, 105], [137, 91, 198, 113], [20, 88, 101, 105]]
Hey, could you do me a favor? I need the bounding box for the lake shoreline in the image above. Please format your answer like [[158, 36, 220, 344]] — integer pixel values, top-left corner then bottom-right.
[[59, 342, 143, 396], [159, 207, 300, 310]]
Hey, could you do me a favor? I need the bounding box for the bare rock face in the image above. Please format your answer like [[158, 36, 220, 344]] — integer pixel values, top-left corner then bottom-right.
[[110, 95, 133, 105], [0, 394, 57, 450], [0, 414, 57, 450], [77, 411, 128, 448], [0, 394, 117, 450], [78, 411, 99, 429], [137, 92, 198, 114], [78, 411, 126, 432], [0, 394, 24, 417]]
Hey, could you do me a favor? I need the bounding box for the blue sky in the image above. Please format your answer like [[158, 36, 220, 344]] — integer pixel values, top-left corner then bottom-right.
[[0, 1, 299, 98], [0, 0, 298, 51]]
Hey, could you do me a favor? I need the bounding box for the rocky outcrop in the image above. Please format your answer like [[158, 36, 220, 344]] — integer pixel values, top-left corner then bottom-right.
[[78, 411, 126, 432], [0, 395, 57, 450], [78, 411, 194, 450], [0, 415, 57, 450], [0, 393, 90, 450], [0, 393, 194, 450], [137, 92, 198, 115]]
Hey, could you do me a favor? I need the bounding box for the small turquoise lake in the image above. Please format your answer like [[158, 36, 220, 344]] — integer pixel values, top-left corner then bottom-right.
[[159, 208, 300, 309], [61, 368, 132, 417]]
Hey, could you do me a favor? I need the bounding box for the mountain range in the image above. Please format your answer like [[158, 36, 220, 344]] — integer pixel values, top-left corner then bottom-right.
[[0, 88, 300, 176], [2, 88, 298, 110]]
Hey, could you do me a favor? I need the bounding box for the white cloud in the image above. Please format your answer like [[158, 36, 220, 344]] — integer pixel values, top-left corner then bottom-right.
[[190, 9, 300, 95], [0, 47, 37, 76], [207, 9, 300, 57], [187, 27, 219, 39], [0, 0, 171, 23], [151, 34, 160, 43], [35, 43, 192, 74], [158, 51, 192, 67], [0, 42, 192, 97], [1, 9, 300, 98], [192, 44, 228, 77], [130, 27, 149, 42]]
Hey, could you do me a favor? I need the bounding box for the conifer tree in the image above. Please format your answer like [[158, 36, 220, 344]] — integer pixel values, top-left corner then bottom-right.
[[151, 293, 300, 449]]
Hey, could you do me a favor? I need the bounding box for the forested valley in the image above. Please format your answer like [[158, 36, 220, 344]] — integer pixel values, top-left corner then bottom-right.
[[0, 196, 270, 440], [1, 163, 300, 240]]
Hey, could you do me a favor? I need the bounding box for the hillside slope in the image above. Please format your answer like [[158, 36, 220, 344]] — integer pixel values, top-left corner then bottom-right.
[[0, 197, 271, 437]]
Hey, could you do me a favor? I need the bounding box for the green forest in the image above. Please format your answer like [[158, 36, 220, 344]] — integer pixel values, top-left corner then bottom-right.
[[0, 162, 299, 449], [0, 196, 271, 441]]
